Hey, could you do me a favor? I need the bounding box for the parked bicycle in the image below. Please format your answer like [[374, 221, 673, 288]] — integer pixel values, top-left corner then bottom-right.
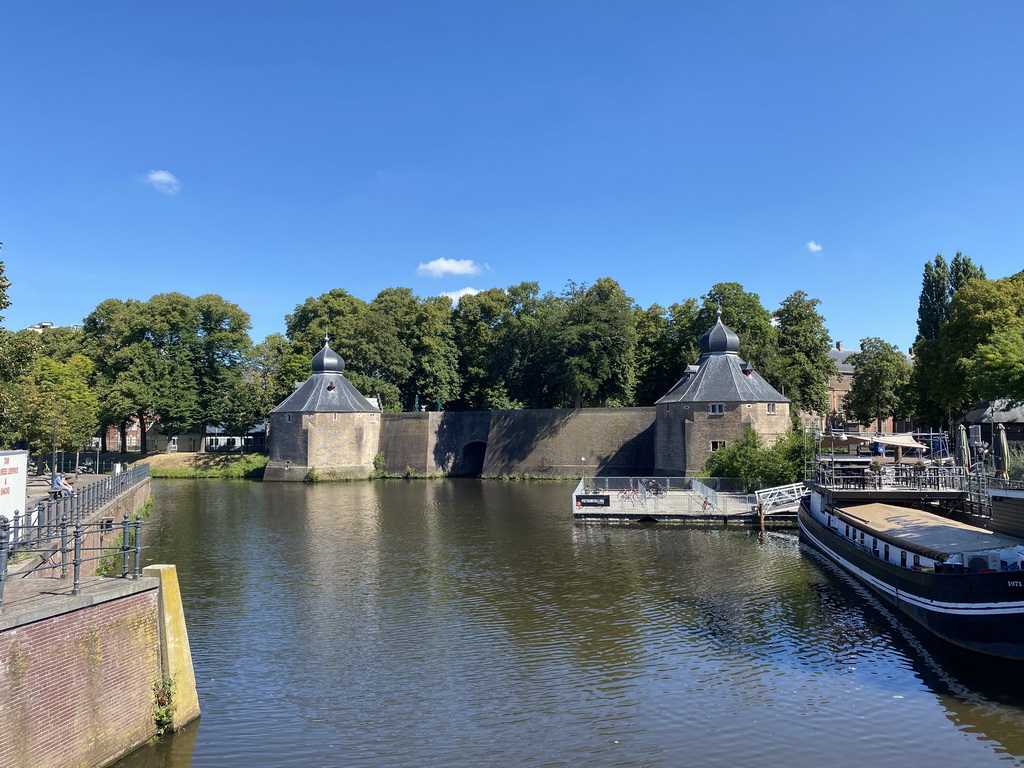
[[643, 479, 666, 498]]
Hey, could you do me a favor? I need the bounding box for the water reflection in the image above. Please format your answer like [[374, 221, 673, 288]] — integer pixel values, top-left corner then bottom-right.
[[112, 480, 1024, 767]]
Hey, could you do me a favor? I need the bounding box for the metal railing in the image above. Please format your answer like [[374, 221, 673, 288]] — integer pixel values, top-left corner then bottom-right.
[[0, 464, 151, 613], [755, 482, 810, 514], [0, 513, 147, 612], [27, 464, 150, 529], [574, 476, 757, 515]]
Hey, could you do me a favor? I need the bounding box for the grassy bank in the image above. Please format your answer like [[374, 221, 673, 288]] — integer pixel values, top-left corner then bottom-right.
[[138, 452, 269, 479]]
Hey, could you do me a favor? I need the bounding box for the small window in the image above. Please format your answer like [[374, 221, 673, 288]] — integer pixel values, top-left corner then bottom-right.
[[767, 403, 777, 415], [884, 544, 890, 561], [710, 441, 727, 452], [901, 551, 907, 567], [913, 554, 921, 567], [285, 414, 292, 423], [709, 403, 725, 415]]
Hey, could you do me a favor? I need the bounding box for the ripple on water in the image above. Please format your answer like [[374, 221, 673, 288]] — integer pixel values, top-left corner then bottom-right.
[[110, 481, 1024, 768]]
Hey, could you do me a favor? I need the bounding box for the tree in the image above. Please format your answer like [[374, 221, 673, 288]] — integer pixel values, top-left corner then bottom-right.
[[703, 428, 808, 491], [915, 276, 1024, 425], [844, 338, 912, 432], [976, 324, 1024, 406], [912, 253, 986, 425], [452, 288, 514, 410], [697, 283, 780, 384], [551, 278, 637, 408], [916, 254, 951, 344], [494, 282, 559, 409], [772, 291, 836, 415], [286, 289, 412, 411], [0, 260, 10, 322], [13, 354, 100, 455]]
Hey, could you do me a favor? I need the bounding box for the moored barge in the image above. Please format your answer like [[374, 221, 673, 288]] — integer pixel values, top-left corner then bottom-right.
[[800, 486, 1024, 661]]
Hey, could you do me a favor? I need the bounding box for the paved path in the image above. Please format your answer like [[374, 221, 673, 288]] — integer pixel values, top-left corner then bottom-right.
[[24, 472, 109, 510]]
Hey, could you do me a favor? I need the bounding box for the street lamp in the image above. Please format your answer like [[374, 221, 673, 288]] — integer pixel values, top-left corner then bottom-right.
[[50, 419, 58, 482]]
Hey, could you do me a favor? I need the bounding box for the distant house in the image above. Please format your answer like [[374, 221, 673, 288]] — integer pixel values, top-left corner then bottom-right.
[[961, 399, 1024, 449], [827, 341, 912, 434], [103, 418, 267, 453]]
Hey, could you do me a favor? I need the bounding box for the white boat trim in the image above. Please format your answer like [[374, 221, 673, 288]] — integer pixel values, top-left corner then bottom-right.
[[800, 515, 1024, 616]]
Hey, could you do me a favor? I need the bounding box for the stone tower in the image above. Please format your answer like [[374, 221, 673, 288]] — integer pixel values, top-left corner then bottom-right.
[[264, 340, 381, 481], [654, 310, 790, 475]]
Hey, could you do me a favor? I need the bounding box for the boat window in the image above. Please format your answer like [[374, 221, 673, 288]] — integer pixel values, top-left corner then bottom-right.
[[859, 531, 865, 544], [913, 554, 921, 567], [901, 551, 907, 567], [872, 538, 878, 553], [884, 544, 890, 561], [845, 524, 850, 538]]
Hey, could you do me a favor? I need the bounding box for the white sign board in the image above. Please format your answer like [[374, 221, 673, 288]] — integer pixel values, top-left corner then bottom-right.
[[0, 450, 28, 523]]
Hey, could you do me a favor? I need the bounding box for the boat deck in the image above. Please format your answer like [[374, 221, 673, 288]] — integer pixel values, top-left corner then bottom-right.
[[836, 502, 1024, 555]]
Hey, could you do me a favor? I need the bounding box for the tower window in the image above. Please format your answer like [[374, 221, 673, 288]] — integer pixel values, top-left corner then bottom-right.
[[711, 441, 727, 452], [767, 403, 777, 415], [709, 403, 725, 415]]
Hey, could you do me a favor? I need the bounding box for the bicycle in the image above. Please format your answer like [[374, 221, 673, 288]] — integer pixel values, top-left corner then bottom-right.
[[643, 479, 666, 498]]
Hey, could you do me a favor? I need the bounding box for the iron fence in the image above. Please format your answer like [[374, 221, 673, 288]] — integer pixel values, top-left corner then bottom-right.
[[0, 463, 150, 612]]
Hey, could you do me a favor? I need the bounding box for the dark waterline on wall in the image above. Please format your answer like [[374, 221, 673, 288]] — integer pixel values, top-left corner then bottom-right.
[[112, 479, 1024, 768]]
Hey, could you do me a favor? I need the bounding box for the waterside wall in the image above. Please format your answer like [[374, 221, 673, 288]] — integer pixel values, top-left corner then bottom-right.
[[0, 566, 199, 768]]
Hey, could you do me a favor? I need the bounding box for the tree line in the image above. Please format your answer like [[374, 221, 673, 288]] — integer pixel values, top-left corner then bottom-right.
[[0, 254, 1021, 469]]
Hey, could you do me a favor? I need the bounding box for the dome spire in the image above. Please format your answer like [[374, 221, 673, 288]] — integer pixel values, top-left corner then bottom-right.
[[698, 307, 740, 356], [311, 336, 345, 373]]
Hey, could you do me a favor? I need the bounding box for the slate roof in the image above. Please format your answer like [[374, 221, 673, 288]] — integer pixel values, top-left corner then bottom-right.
[[270, 342, 379, 414], [655, 311, 788, 405], [828, 346, 857, 375], [962, 399, 1024, 425]]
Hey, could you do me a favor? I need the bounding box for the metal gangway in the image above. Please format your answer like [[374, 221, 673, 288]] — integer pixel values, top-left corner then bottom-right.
[[754, 482, 809, 515]]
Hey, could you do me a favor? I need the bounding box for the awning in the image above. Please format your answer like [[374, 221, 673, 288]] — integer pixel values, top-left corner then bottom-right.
[[820, 433, 928, 451]]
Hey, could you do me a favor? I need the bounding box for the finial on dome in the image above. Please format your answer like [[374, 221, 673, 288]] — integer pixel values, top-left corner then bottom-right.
[[698, 308, 741, 356], [311, 338, 345, 373]]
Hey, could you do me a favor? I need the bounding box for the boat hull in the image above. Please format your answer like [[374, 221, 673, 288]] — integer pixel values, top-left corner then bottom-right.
[[798, 503, 1024, 661]]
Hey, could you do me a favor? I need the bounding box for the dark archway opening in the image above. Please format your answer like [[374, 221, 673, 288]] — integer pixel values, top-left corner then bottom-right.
[[456, 441, 487, 477]]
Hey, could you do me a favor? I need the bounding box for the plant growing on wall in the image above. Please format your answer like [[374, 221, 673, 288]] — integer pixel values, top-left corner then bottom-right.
[[153, 675, 176, 736]]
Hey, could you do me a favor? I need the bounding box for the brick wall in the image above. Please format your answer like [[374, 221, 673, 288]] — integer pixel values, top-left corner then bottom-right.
[[0, 588, 162, 768]]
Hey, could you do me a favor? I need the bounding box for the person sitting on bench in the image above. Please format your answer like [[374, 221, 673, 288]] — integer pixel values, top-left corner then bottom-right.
[[51, 473, 75, 496]]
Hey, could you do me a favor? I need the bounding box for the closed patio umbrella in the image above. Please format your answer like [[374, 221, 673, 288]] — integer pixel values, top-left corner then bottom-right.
[[995, 423, 1010, 478], [956, 424, 970, 468]]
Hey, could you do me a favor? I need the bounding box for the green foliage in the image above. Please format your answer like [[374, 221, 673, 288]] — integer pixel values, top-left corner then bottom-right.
[[772, 291, 836, 414], [1007, 448, 1024, 481], [697, 283, 780, 383], [9, 354, 100, 451], [552, 278, 638, 408], [912, 252, 989, 425], [703, 428, 809, 492], [845, 337, 913, 431], [976, 324, 1024, 406], [153, 675, 176, 736], [914, 274, 1024, 425]]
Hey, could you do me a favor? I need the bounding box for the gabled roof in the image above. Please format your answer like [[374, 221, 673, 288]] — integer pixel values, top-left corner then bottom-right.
[[656, 310, 788, 405], [270, 342, 379, 414], [962, 399, 1024, 425]]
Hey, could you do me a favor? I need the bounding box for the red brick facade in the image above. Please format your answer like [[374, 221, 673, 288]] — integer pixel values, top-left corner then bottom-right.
[[0, 589, 162, 768]]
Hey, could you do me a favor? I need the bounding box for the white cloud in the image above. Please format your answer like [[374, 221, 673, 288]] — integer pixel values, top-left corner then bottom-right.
[[145, 170, 181, 195], [807, 241, 823, 253], [417, 258, 481, 278], [441, 287, 481, 303]]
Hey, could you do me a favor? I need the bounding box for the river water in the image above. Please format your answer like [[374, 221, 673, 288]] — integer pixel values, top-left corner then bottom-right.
[[111, 479, 1024, 768]]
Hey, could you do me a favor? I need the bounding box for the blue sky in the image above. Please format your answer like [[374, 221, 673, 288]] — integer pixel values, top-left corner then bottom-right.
[[3, 1, 1023, 354]]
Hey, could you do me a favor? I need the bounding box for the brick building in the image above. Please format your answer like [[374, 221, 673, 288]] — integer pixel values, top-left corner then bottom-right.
[[655, 310, 790, 475]]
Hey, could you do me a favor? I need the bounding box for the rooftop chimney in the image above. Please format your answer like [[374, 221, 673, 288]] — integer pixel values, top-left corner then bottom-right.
[[836, 341, 844, 351]]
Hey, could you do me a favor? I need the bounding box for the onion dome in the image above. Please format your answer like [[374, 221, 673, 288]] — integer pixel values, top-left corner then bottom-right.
[[699, 309, 741, 356], [311, 341, 345, 373]]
